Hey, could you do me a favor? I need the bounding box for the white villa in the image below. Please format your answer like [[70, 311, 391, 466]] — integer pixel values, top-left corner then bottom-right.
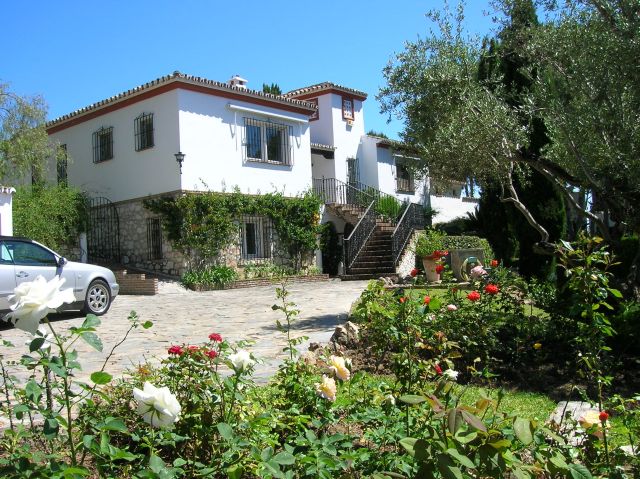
[[45, 71, 476, 277]]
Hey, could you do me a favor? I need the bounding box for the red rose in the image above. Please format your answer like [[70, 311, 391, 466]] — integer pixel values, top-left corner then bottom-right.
[[467, 291, 481, 302], [410, 268, 419, 277], [484, 284, 499, 295], [434, 364, 443, 375], [208, 333, 223, 342], [187, 345, 199, 353], [423, 295, 431, 305], [599, 411, 609, 422], [399, 296, 407, 304], [168, 345, 183, 355], [435, 264, 445, 274], [490, 259, 499, 268], [205, 350, 218, 359]]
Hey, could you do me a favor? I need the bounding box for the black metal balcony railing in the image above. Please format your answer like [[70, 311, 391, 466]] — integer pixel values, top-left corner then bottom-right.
[[344, 200, 377, 269], [396, 177, 415, 193], [391, 203, 424, 265], [313, 177, 406, 224]]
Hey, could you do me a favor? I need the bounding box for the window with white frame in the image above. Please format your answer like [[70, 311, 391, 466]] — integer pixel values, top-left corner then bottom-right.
[[238, 215, 274, 261], [243, 118, 292, 165], [92, 126, 113, 163], [342, 97, 354, 120]]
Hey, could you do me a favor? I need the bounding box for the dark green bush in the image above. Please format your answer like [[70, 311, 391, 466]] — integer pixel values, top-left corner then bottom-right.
[[13, 185, 88, 250], [442, 235, 494, 262], [181, 265, 238, 288]]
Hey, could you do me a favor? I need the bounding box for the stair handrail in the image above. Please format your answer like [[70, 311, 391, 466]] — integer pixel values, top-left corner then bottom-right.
[[391, 203, 424, 265], [344, 199, 377, 270], [313, 177, 407, 224]]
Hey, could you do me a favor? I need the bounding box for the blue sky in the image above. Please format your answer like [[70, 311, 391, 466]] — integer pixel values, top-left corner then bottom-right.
[[3, 1, 498, 139]]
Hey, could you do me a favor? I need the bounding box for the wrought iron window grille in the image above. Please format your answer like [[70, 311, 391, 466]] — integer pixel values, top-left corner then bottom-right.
[[92, 127, 114, 163], [146, 218, 163, 260], [242, 117, 293, 166], [57, 144, 68, 186], [135, 113, 154, 151], [238, 215, 274, 262]]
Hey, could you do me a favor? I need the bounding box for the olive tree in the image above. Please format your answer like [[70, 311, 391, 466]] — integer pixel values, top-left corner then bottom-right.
[[379, 0, 639, 259]]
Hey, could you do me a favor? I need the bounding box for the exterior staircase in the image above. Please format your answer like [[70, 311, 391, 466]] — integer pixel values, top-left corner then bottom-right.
[[341, 220, 396, 280], [314, 178, 424, 280]]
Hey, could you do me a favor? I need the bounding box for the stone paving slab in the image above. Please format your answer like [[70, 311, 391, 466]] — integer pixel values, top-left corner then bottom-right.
[[0, 279, 370, 386]]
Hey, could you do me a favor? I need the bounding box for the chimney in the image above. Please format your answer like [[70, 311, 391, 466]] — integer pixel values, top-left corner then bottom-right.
[[228, 75, 248, 90]]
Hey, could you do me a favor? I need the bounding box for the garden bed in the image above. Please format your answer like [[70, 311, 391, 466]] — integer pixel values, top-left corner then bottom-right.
[[187, 273, 330, 291]]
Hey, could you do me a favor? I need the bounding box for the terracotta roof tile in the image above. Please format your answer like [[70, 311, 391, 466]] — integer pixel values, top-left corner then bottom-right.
[[284, 82, 367, 101], [47, 71, 318, 129]]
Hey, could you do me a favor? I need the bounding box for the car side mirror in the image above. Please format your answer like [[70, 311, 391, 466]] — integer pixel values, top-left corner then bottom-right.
[[57, 256, 67, 267]]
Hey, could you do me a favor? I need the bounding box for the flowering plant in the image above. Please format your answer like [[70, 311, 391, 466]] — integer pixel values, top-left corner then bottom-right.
[[5, 275, 76, 334], [132, 381, 181, 429]]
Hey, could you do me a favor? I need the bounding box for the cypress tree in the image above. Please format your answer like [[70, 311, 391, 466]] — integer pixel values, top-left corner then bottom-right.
[[476, 0, 566, 278]]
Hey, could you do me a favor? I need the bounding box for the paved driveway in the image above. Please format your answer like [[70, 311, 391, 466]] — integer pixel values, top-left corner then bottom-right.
[[0, 279, 369, 384]]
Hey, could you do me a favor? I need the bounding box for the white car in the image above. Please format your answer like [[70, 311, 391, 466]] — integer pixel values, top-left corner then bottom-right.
[[0, 236, 119, 316]]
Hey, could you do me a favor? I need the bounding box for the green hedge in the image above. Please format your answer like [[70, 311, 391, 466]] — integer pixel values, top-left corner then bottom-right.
[[13, 185, 87, 250], [442, 235, 494, 262]]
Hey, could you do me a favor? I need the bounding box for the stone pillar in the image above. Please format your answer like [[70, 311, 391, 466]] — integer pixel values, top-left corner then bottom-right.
[[0, 186, 16, 236]]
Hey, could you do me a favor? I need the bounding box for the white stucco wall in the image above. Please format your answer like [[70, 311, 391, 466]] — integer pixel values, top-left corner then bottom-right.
[[0, 187, 16, 236], [330, 95, 365, 185], [430, 196, 478, 224], [309, 94, 335, 149], [48, 92, 181, 202], [177, 90, 312, 196], [311, 152, 335, 180], [49, 88, 314, 201]]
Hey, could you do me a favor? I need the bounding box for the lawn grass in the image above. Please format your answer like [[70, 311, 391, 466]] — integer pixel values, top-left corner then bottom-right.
[[329, 372, 557, 421]]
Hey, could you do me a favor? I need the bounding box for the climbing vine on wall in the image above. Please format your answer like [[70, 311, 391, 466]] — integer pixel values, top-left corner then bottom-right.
[[144, 190, 322, 270]]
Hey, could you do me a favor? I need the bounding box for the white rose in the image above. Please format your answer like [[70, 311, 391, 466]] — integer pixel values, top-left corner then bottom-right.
[[228, 349, 254, 373], [5, 276, 76, 335], [132, 382, 181, 429], [447, 304, 458, 311], [443, 369, 459, 381]]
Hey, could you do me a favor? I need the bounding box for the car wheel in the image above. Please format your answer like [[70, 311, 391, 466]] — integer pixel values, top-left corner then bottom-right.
[[83, 279, 111, 316]]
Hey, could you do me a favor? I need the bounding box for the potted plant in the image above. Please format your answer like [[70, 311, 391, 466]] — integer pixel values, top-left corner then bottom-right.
[[414, 229, 447, 282]]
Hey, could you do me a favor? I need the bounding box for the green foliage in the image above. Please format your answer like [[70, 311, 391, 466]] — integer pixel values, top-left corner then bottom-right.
[[414, 229, 447, 258], [181, 265, 238, 288], [441, 235, 494, 263], [145, 190, 322, 271], [13, 185, 88, 250], [378, 0, 640, 259], [262, 83, 282, 95], [0, 83, 61, 183], [367, 130, 389, 138], [415, 230, 494, 264]]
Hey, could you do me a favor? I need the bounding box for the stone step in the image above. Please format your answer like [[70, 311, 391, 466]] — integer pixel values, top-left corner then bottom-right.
[[351, 262, 394, 270], [347, 267, 396, 275], [341, 273, 398, 281]]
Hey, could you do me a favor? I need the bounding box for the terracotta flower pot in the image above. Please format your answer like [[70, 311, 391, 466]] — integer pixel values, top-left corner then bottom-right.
[[422, 257, 441, 283]]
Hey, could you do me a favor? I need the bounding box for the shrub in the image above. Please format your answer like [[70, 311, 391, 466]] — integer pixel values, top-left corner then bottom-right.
[[181, 265, 238, 288], [414, 229, 447, 258], [442, 235, 494, 263], [12, 185, 87, 250]]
